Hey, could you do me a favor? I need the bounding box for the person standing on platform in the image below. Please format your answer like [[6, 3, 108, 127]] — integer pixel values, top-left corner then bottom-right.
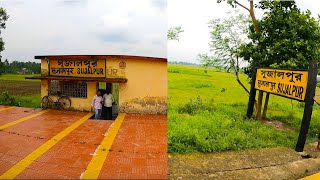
[[103, 90, 114, 120], [91, 90, 103, 119]]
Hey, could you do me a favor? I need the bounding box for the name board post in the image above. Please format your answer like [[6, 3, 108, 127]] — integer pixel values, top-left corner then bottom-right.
[[295, 61, 318, 152], [262, 93, 270, 118], [246, 63, 258, 119], [247, 60, 316, 152]]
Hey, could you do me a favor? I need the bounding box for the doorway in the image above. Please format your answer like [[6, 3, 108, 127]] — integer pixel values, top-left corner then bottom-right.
[[97, 82, 119, 120]]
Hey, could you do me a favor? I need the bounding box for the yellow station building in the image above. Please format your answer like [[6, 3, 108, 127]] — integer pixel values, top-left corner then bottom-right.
[[26, 55, 167, 115]]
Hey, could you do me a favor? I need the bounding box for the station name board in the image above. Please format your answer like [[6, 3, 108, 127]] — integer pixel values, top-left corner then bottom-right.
[[255, 68, 308, 101], [49, 59, 106, 78]]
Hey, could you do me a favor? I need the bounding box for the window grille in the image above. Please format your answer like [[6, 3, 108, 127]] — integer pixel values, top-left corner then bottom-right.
[[49, 80, 60, 96], [49, 80, 87, 98]]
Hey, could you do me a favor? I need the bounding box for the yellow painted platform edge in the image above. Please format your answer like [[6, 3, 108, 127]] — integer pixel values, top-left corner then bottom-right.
[[0, 112, 94, 179], [300, 172, 320, 180], [0, 107, 15, 112], [81, 113, 126, 179], [0, 109, 50, 130]]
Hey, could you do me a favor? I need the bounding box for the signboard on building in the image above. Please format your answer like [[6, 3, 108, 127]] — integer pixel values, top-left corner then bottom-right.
[[106, 59, 126, 78], [255, 68, 308, 101], [49, 59, 106, 78]]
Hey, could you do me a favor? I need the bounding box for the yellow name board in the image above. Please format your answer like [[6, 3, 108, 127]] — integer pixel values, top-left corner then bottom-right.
[[49, 59, 106, 78], [255, 68, 308, 101]]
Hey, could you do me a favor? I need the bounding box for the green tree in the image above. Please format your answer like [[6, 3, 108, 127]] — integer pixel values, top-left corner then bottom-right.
[[0, 7, 9, 54], [239, 1, 320, 77], [200, 11, 251, 93], [217, 0, 260, 33], [197, 53, 219, 68], [0, 7, 9, 76], [217, 0, 320, 117], [167, 26, 184, 40]]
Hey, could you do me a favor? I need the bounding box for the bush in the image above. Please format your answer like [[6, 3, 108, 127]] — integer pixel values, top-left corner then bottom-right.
[[178, 96, 214, 115], [191, 83, 213, 89], [168, 69, 180, 73], [0, 91, 21, 106], [168, 108, 297, 153]]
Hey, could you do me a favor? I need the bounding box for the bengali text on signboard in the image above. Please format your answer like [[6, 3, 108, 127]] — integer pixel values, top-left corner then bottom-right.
[[49, 59, 106, 78], [255, 68, 308, 101]]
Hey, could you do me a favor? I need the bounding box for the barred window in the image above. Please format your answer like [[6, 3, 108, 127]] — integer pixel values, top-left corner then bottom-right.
[[49, 80, 87, 98], [49, 80, 60, 96]]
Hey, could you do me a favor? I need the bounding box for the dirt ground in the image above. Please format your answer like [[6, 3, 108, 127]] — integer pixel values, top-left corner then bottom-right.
[[169, 144, 320, 180], [0, 80, 40, 96]]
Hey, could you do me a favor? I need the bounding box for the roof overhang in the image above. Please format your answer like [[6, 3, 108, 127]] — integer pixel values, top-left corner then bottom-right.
[[25, 76, 127, 83], [34, 55, 167, 62]]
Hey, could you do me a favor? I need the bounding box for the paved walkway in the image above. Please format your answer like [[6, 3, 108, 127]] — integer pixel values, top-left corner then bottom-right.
[[169, 146, 320, 179], [98, 115, 167, 179], [0, 106, 167, 179]]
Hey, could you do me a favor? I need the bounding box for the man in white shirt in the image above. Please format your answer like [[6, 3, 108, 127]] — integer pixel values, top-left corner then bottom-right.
[[91, 90, 103, 119], [103, 90, 114, 120]]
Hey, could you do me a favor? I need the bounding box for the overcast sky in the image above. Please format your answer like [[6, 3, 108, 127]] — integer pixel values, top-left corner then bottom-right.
[[168, 0, 320, 64], [0, 0, 167, 62]]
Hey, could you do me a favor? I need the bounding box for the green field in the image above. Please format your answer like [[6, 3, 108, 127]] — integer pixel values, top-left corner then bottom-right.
[[168, 65, 320, 153], [0, 74, 40, 82], [0, 74, 41, 108]]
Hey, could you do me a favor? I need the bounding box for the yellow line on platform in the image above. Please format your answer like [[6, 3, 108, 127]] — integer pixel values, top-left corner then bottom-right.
[[0, 109, 50, 130], [300, 173, 320, 180], [0, 107, 15, 112], [0, 112, 94, 179], [81, 113, 126, 179]]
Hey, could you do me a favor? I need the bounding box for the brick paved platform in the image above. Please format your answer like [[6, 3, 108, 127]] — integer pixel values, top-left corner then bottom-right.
[[0, 106, 167, 179]]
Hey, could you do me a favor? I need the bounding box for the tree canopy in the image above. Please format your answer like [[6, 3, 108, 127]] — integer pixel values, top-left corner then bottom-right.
[[167, 26, 184, 41], [1, 60, 41, 74], [0, 7, 9, 75], [199, 11, 251, 93], [0, 7, 9, 55], [206, 11, 249, 72], [239, 1, 320, 77]]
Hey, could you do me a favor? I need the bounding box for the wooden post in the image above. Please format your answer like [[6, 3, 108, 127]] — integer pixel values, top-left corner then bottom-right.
[[262, 93, 270, 119], [246, 63, 258, 119], [295, 61, 318, 152], [256, 90, 264, 120]]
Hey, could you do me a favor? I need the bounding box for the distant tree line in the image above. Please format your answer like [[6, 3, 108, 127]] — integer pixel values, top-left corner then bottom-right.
[[0, 59, 41, 74], [169, 61, 200, 66]]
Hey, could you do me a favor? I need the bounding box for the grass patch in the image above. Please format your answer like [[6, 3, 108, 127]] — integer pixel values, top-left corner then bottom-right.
[[168, 65, 320, 153], [15, 94, 41, 108], [0, 93, 41, 108], [168, 108, 297, 153]]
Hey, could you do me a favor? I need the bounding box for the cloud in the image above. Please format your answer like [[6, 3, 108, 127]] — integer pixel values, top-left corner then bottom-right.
[[94, 12, 137, 43], [95, 30, 138, 43], [56, 0, 88, 6], [151, 0, 166, 11], [0, 0, 24, 7], [100, 13, 130, 30], [0, 0, 166, 61], [168, 0, 320, 63]]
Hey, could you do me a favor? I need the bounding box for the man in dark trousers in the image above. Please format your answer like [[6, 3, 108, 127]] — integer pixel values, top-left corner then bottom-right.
[[103, 90, 114, 120]]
